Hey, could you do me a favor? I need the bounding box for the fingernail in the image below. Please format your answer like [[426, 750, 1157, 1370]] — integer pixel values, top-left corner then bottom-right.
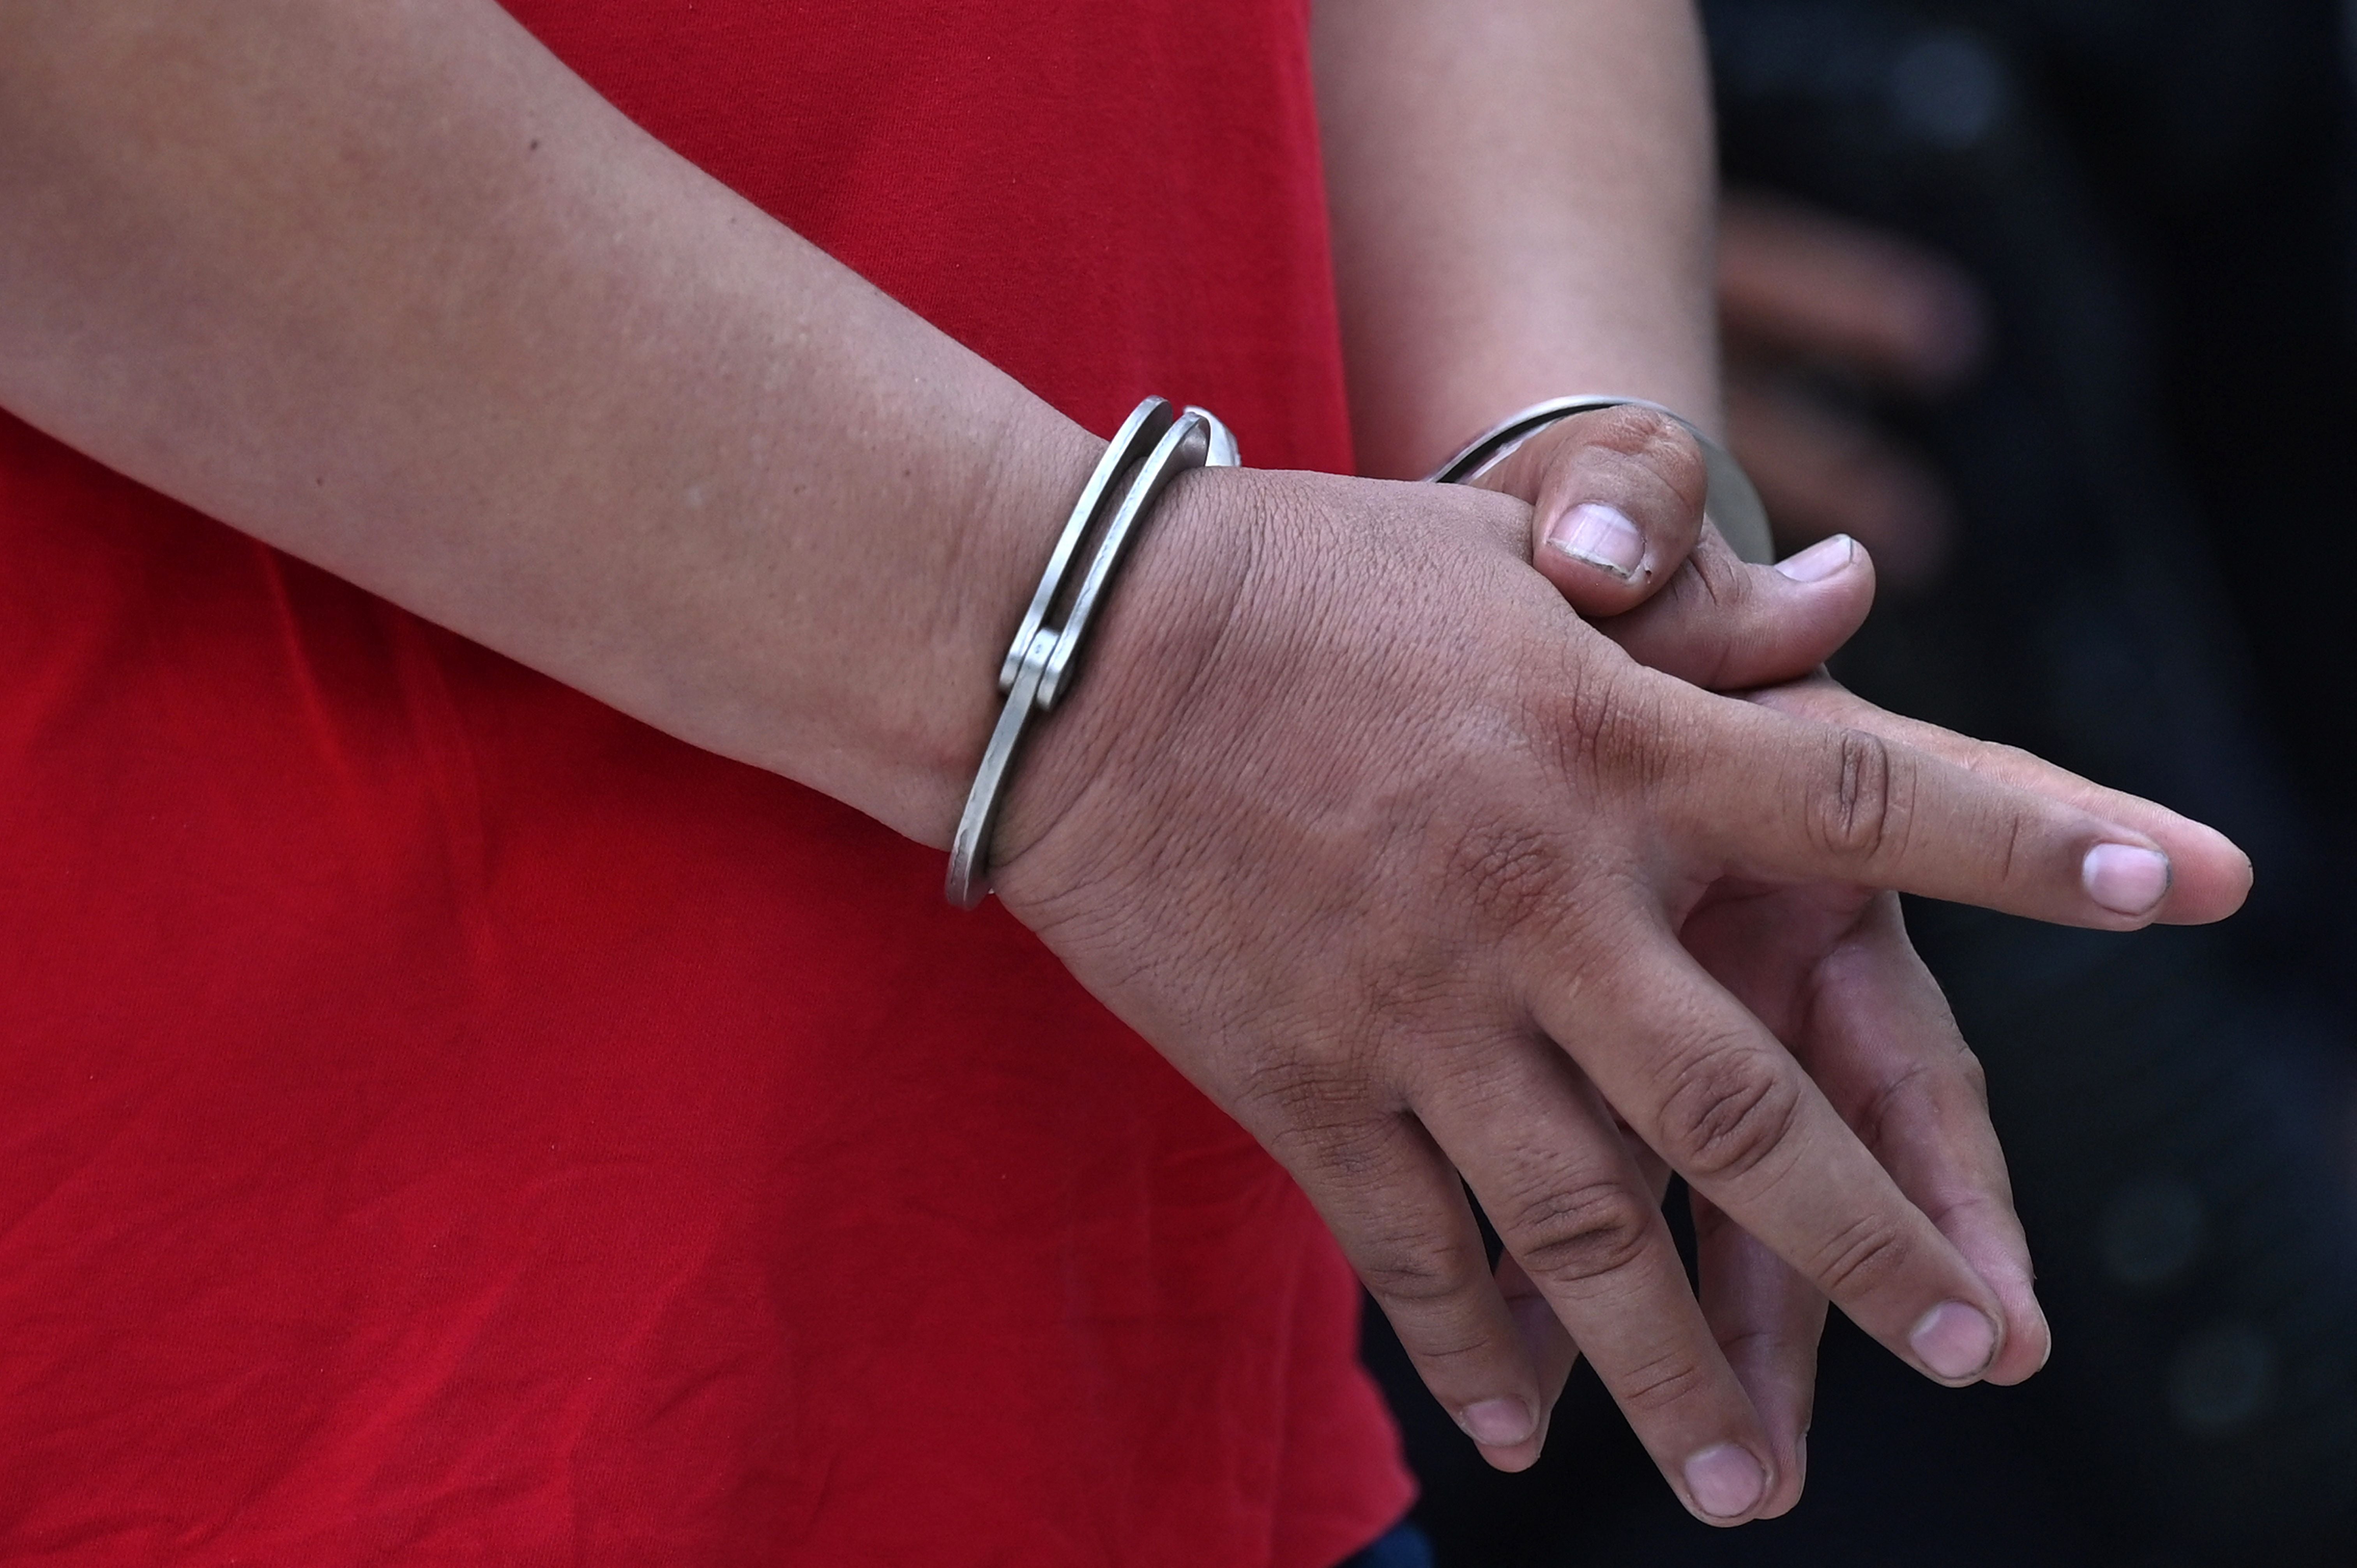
[[1684, 1443, 1767, 1519], [2082, 842, 2171, 916], [1773, 533, 1856, 583], [1546, 502, 1645, 579], [1459, 1397, 1537, 1448], [1794, 1432, 1809, 1481], [1910, 1300, 1999, 1381]]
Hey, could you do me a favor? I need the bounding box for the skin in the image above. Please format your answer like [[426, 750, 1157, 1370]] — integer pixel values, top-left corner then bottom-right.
[[0, 0, 2250, 1531], [1312, 0, 2020, 1511], [1315, 0, 1720, 475]]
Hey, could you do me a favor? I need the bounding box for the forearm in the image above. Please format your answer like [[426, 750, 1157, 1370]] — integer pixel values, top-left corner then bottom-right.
[[1313, 0, 1719, 478], [0, 0, 1096, 844]]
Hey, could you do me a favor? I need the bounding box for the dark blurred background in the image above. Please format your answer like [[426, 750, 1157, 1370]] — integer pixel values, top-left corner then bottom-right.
[[1364, 1, 2357, 1562]]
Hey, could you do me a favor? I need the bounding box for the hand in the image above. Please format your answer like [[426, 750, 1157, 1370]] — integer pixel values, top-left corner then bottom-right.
[[1466, 407, 2012, 1519], [1467, 408, 2228, 1515], [985, 461, 2248, 1525]]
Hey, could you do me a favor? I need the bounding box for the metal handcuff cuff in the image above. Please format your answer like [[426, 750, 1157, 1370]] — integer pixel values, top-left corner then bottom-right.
[[1426, 394, 1774, 567], [945, 393, 1762, 907], [945, 396, 1240, 908]]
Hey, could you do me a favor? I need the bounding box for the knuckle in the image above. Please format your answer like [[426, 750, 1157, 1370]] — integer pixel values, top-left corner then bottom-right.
[[1657, 1042, 1804, 1183], [1235, 1055, 1387, 1164], [1356, 1225, 1487, 1307], [1579, 405, 1704, 488], [1809, 1213, 1916, 1301], [1685, 542, 1749, 617], [1852, 1059, 1935, 1153], [1857, 1014, 1989, 1150], [1657, 553, 1753, 688], [1548, 662, 1673, 796], [1352, 957, 1472, 1052], [1504, 1179, 1659, 1288], [1442, 818, 1561, 938], [1613, 1344, 1714, 1414], [1587, 403, 1677, 452], [1855, 1036, 1988, 1155], [1234, 1053, 1347, 1122], [1394, 1321, 1503, 1370], [1303, 1118, 1403, 1185], [1813, 729, 1910, 866]]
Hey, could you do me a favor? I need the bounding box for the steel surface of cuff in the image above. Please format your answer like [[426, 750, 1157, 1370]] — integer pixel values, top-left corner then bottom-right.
[[1426, 394, 1772, 565], [945, 396, 1240, 908]]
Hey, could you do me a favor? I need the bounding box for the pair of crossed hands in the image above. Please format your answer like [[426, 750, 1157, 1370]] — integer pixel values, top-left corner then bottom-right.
[[983, 407, 2249, 1526]]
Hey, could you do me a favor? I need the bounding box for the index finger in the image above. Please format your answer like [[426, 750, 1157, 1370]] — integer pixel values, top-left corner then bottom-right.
[[1649, 678, 2235, 929], [1747, 674, 2251, 924]]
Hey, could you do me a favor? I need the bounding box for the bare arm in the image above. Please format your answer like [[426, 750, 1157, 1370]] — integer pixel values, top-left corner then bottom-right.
[[0, 0, 1092, 845], [1314, 0, 1719, 478]]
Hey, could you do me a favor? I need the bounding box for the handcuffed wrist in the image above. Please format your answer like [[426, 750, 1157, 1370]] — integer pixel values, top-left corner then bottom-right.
[[1428, 394, 1772, 564], [944, 396, 1240, 908]]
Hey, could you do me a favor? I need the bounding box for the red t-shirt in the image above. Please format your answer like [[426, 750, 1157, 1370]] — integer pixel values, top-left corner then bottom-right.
[[0, 3, 1412, 1563]]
